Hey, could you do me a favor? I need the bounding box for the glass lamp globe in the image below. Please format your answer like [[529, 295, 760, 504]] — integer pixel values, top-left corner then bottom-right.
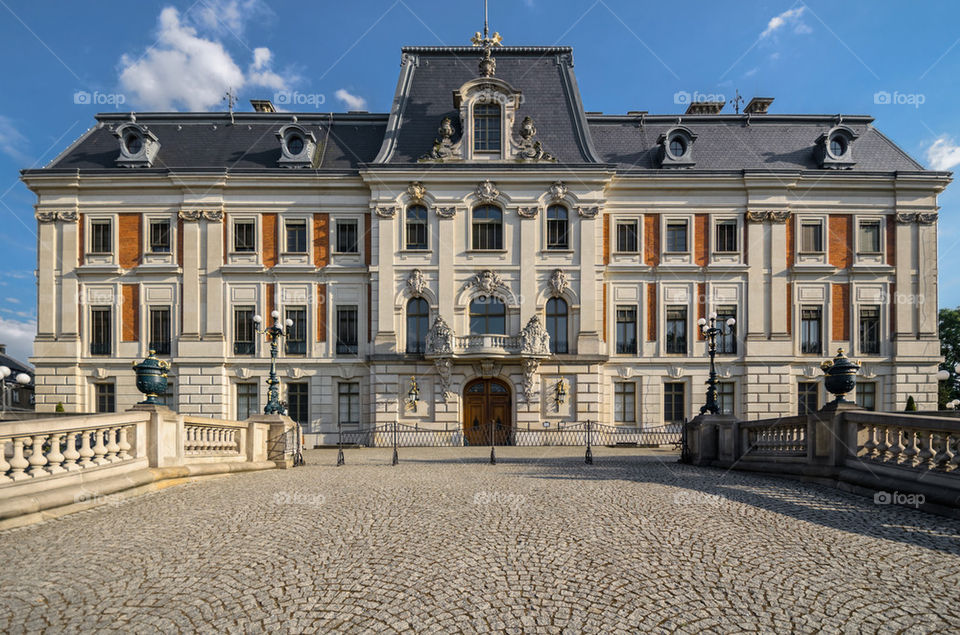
[[253, 315, 262, 324], [0, 366, 10, 379], [709, 312, 717, 320], [697, 318, 707, 326], [954, 362, 960, 374], [271, 310, 280, 319], [938, 369, 951, 381], [285, 318, 294, 327], [726, 317, 736, 327], [15, 373, 30, 385]]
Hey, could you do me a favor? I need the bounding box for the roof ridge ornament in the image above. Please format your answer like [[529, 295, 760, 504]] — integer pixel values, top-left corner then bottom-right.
[[471, 0, 502, 78]]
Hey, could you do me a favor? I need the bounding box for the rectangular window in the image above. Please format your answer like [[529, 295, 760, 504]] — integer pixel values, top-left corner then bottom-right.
[[90, 220, 111, 254], [149, 221, 170, 253], [473, 103, 501, 152], [90, 307, 111, 356], [285, 220, 307, 253], [233, 307, 255, 356], [338, 382, 360, 425], [471, 208, 503, 250], [614, 382, 636, 423], [615, 306, 638, 355], [859, 306, 880, 355], [234, 221, 255, 252], [405, 206, 428, 250], [335, 220, 359, 253], [718, 382, 735, 415], [798, 381, 819, 415], [158, 387, 174, 408], [715, 220, 738, 252], [615, 220, 638, 253], [664, 382, 685, 424], [800, 221, 824, 253], [800, 306, 822, 354], [665, 220, 689, 253], [285, 307, 307, 355], [95, 383, 115, 413], [336, 306, 358, 355], [856, 381, 877, 411], [546, 207, 569, 250], [716, 305, 737, 355], [858, 220, 881, 253], [666, 306, 687, 355], [287, 382, 309, 425], [148, 307, 171, 356], [237, 383, 258, 420]]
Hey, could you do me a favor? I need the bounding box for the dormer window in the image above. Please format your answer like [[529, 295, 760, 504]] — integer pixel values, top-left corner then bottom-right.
[[658, 126, 697, 168], [474, 103, 502, 153], [816, 125, 858, 169], [113, 122, 160, 168], [276, 123, 317, 168]]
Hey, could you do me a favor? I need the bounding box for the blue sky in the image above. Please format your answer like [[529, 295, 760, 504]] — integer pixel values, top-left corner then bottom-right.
[[0, 0, 959, 362]]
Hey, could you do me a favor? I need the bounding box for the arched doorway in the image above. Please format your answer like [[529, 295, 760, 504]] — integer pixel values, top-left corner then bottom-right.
[[463, 378, 512, 446]]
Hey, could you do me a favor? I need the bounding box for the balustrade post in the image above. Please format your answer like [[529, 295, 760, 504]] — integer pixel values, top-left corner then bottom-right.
[[63, 432, 81, 471], [46, 433, 66, 474], [0, 439, 11, 482], [949, 434, 960, 472], [117, 426, 131, 460], [8, 438, 29, 481], [78, 431, 95, 468], [932, 433, 950, 470], [917, 432, 935, 469], [105, 427, 121, 462], [27, 434, 49, 477]]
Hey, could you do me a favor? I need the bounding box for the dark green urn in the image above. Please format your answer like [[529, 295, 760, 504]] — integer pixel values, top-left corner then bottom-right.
[[133, 350, 170, 405], [821, 348, 861, 403]]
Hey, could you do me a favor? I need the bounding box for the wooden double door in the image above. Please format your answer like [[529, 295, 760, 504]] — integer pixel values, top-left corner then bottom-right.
[[463, 378, 512, 446]]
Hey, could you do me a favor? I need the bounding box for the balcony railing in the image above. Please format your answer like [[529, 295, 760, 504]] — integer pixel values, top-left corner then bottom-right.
[[453, 334, 522, 355]]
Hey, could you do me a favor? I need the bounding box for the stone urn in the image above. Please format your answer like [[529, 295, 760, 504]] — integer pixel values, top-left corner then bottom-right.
[[132, 350, 170, 405], [820, 348, 861, 403]]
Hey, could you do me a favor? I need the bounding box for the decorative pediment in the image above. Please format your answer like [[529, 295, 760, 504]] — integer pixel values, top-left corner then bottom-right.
[[465, 270, 509, 297], [546, 181, 568, 202]]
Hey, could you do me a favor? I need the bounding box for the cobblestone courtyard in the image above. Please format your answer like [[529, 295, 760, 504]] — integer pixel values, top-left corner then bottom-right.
[[1, 447, 959, 633]]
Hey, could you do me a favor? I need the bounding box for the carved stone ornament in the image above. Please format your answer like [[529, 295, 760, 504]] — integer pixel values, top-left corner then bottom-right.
[[745, 211, 768, 223], [576, 206, 599, 219], [202, 210, 224, 222], [767, 211, 791, 223], [236, 367, 252, 379], [434, 357, 454, 401], [435, 207, 457, 219], [57, 210, 79, 222], [895, 212, 917, 224], [522, 358, 540, 403], [178, 209, 203, 221], [547, 180, 568, 202], [667, 366, 684, 379], [375, 206, 398, 219], [516, 207, 539, 219], [475, 180, 500, 203], [916, 213, 938, 225], [407, 181, 426, 201], [746, 210, 790, 223], [406, 269, 426, 297], [548, 269, 570, 297], [475, 360, 502, 378], [92, 367, 109, 380], [519, 315, 551, 357], [425, 316, 454, 355], [466, 270, 509, 296], [35, 211, 58, 223], [512, 116, 555, 162], [421, 117, 462, 161], [287, 367, 304, 379]]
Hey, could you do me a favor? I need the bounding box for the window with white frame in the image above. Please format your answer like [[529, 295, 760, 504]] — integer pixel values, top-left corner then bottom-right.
[[858, 219, 882, 254], [471, 206, 503, 250], [664, 382, 685, 424], [336, 306, 359, 355], [148, 220, 170, 253], [859, 306, 880, 355], [233, 306, 255, 356], [666, 306, 687, 354], [856, 381, 876, 411], [798, 381, 819, 415], [615, 306, 637, 355], [285, 306, 307, 355], [614, 382, 636, 423], [338, 382, 360, 425], [335, 220, 359, 254], [285, 220, 307, 253], [615, 220, 638, 253], [237, 383, 258, 420], [95, 382, 116, 413], [801, 306, 823, 354], [800, 220, 824, 253], [406, 205, 428, 250], [149, 306, 171, 356], [473, 103, 501, 153], [90, 220, 112, 254], [665, 220, 689, 253], [715, 220, 738, 252], [718, 382, 735, 415], [234, 220, 256, 252], [546, 205, 569, 250], [90, 307, 111, 356]]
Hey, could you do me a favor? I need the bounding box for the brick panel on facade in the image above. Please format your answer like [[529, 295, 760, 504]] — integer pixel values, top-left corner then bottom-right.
[[644, 214, 659, 267], [364, 214, 372, 266], [177, 218, 184, 266], [122, 283, 139, 342], [118, 213, 142, 269], [697, 282, 706, 340], [694, 214, 708, 267], [786, 215, 794, 268], [78, 213, 85, 266], [828, 215, 852, 269], [832, 283, 850, 341], [314, 213, 329, 267], [886, 214, 896, 267], [266, 283, 276, 320], [647, 283, 657, 341], [601, 283, 607, 342], [603, 214, 610, 265], [262, 213, 278, 268], [317, 283, 327, 342], [786, 283, 792, 334]]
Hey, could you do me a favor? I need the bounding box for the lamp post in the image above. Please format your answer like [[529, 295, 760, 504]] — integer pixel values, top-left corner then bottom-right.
[[936, 362, 960, 410], [0, 366, 31, 414], [697, 312, 736, 416], [253, 311, 294, 415]]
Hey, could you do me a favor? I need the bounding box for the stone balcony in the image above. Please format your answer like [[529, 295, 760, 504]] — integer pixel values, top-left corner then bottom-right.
[[452, 334, 523, 358], [426, 316, 552, 361]]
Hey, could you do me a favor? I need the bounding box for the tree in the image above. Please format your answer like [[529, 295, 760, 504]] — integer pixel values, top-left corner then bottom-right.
[[938, 308, 960, 408], [905, 395, 917, 411]]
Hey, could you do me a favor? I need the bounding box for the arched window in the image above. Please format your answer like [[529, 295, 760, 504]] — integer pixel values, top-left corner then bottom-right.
[[406, 298, 429, 354], [545, 297, 568, 354], [546, 205, 569, 250], [405, 205, 428, 250], [469, 295, 506, 335], [471, 205, 503, 250], [473, 102, 501, 153]]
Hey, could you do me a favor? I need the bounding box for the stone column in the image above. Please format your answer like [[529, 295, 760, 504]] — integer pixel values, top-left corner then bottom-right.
[[59, 216, 80, 339], [437, 209, 456, 325], [36, 215, 57, 339], [577, 209, 600, 354], [519, 210, 537, 324], [204, 211, 224, 340], [744, 216, 766, 346], [180, 211, 201, 340], [894, 215, 916, 343], [769, 214, 790, 342], [374, 207, 396, 353]]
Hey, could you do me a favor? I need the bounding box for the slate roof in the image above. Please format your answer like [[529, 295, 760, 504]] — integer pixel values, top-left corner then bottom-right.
[[25, 45, 940, 177], [0, 349, 34, 386]]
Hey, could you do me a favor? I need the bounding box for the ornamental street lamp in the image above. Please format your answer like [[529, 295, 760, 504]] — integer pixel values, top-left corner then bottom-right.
[[0, 365, 31, 413], [698, 312, 736, 416], [937, 363, 960, 410], [253, 311, 294, 415]]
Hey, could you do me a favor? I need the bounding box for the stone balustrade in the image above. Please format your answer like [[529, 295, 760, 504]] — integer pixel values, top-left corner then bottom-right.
[[0, 406, 297, 527], [453, 334, 522, 356], [686, 406, 960, 516]]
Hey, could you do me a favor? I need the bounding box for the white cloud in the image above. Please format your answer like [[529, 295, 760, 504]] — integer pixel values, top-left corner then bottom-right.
[[760, 7, 809, 39], [4, 297, 19, 304], [118, 6, 292, 111], [193, 0, 265, 35], [0, 317, 35, 363], [927, 136, 960, 171], [335, 89, 367, 111], [0, 115, 31, 164]]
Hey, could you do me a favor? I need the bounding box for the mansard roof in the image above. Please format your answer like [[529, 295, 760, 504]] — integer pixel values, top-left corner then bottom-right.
[[23, 44, 944, 178]]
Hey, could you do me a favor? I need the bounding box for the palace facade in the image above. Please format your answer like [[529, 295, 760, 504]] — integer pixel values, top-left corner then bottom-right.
[[21, 42, 950, 437]]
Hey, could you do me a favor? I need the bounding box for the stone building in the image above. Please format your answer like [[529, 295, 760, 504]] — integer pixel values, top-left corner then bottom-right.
[[20, 38, 950, 436]]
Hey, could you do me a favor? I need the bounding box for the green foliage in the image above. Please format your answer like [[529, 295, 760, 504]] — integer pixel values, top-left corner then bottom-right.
[[55, 402, 65, 413], [938, 307, 960, 408], [905, 395, 918, 411]]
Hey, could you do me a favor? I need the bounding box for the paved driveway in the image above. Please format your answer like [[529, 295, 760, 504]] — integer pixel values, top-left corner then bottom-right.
[[1, 447, 959, 633]]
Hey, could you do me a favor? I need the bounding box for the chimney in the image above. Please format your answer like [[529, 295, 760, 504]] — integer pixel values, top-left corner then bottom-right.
[[250, 99, 277, 113], [0, 344, 6, 354], [744, 97, 774, 114], [685, 101, 724, 115]]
